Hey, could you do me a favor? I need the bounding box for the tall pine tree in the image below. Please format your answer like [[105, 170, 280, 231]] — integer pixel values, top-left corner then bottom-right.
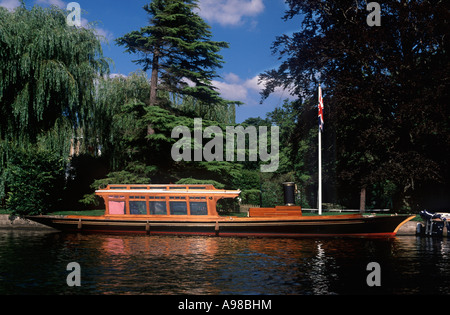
[[116, 0, 236, 114]]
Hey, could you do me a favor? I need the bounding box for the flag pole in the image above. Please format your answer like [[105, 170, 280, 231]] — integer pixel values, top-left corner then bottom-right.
[[318, 126, 322, 215], [318, 84, 323, 216]]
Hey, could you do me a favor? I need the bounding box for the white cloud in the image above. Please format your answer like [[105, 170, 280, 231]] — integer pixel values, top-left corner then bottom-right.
[[197, 0, 265, 26], [212, 79, 248, 101], [212, 73, 264, 103], [108, 73, 127, 79], [223, 72, 241, 84], [0, 0, 20, 11], [36, 0, 65, 8], [243, 75, 262, 92], [212, 72, 295, 105]]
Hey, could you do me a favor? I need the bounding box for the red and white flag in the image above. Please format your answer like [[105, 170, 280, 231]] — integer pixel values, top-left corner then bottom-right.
[[318, 85, 324, 132]]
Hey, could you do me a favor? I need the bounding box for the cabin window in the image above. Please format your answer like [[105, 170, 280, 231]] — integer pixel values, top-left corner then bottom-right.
[[170, 201, 187, 215], [149, 201, 167, 215], [189, 202, 208, 216], [130, 196, 145, 199], [109, 201, 125, 215], [129, 201, 147, 215]]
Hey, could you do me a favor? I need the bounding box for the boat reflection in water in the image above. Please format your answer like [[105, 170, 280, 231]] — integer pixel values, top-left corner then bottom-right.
[[1, 230, 450, 295], [93, 235, 222, 295], [27, 183, 415, 238], [52, 234, 450, 294]]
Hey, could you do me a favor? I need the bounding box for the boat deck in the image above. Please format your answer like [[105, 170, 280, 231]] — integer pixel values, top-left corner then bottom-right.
[[26, 184, 415, 238]]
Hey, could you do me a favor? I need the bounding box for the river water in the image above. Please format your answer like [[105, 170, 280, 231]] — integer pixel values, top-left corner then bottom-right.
[[0, 230, 449, 295]]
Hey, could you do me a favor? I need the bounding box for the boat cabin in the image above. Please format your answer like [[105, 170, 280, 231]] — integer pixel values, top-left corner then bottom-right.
[[95, 184, 241, 217]]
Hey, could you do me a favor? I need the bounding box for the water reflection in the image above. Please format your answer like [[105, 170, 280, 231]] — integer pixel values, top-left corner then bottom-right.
[[0, 231, 450, 295]]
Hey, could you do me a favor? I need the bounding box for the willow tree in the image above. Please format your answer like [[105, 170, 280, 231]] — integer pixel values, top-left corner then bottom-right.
[[0, 5, 109, 212], [116, 0, 239, 122], [0, 5, 109, 146]]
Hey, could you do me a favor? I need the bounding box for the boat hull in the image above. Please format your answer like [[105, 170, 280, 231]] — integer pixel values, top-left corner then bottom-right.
[[26, 214, 415, 238]]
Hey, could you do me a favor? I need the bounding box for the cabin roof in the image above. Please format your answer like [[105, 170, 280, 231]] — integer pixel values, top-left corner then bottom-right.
[[95, 184, 241, 197]]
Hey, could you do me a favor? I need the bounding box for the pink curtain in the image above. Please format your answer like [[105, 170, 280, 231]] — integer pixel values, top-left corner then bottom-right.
[[109, 201, 125, 214]]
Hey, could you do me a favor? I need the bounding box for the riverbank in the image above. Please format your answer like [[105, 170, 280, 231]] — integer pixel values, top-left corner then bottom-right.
[[0, 214, 421, 235], [0, 214, 56, 230]]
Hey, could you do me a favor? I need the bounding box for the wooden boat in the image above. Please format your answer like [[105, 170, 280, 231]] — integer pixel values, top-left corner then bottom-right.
[[27, 184, 415, 238]]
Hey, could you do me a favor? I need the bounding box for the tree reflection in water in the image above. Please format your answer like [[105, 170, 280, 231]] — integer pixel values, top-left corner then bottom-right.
[[0, 232, 449, 294]]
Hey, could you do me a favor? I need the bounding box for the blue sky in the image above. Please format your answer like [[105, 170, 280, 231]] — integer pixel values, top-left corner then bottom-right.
[[1, 0, 301, 123]]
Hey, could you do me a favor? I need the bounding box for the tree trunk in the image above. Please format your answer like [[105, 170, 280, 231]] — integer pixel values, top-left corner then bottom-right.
[[148, 48, 159, 136], [360, 185, 366, 213], [149, 48, 159, 107]]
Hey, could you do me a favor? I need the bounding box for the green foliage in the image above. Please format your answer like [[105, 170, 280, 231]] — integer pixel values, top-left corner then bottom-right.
[[260, 0, 450, 211], [4, 148, 65, 216], [0, 5, 110, 212], [240, 189, 261, 205], [260, 172, 296, 207], [231, 169, 260, 191], [79, 161, 156, 207], [0, 5, 109, 146], [160, 90, 238, 124], [88, 168, 152, 188], [176, 178, 225, 189], [94, 73, 236, 172]]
